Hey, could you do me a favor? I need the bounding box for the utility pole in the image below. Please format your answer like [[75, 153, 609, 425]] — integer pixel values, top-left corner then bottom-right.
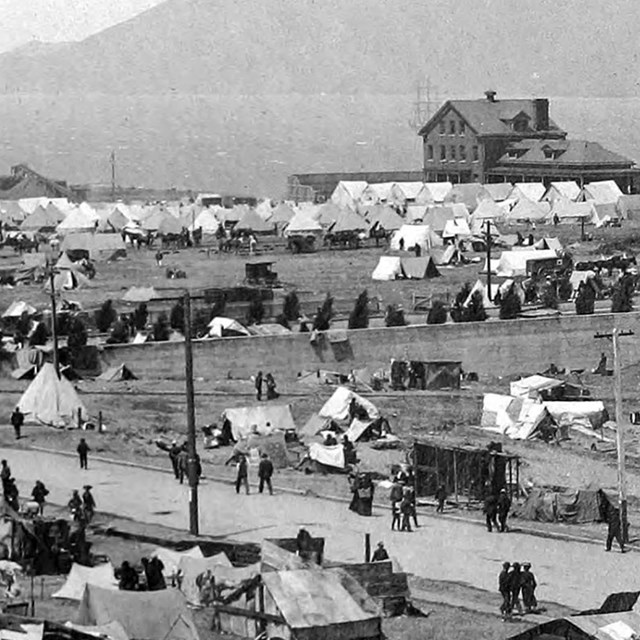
[[485, 219, 492, 301], [595, 328, 634, 542], [48, 268, 60, 379], [110, 150, 116, 201], [183, 291, 199, 535]]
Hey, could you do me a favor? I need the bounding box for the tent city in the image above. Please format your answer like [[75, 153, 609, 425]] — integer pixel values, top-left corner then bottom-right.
[[3, 2, 640, 640]]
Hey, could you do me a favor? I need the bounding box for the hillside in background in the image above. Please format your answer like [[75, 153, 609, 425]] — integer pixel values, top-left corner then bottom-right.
[[0, 0, 639, 96]]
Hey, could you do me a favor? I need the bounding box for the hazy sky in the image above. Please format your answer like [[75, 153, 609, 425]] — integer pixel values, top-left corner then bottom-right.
[[0, 0, 165, 52]]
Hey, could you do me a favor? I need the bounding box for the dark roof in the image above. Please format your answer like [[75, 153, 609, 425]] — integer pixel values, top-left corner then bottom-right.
[[419, 98, 565, 138], [498, 139, 634, 166]]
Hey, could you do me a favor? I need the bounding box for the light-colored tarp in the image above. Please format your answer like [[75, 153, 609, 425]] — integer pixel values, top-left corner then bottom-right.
[[177, 553, 232, 606], [261, 540, 310, 573], [319, 387, 379, 422], [510, 375, 565, 398], [151, 546, 204, 579], [53, 563, 117, 601], [76, 585, 200, 640], [2, 301, 37, 318], [122, 286, 160, 303], [543, 401, 606, 431], [371, 257, 402, 281], [485, 249, 558, 277], [480, 393, 553, 440], [442, 218, 471, 238], [308, 442, 345, 469], [390, 224, 442, 251], [581, 180, 624, 205], [207, 317, 250, 338], [222, 404, 296, 440], [18, 363, 86, 428]]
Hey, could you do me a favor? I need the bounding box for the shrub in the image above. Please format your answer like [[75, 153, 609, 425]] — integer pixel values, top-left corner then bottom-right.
[[108, 320, 129, 344], [313, 293, 334, 331], [450, 283, 472, 323], [170, 299, 185, 332], [558, 277, 573, 302], [463, 291, 487, 322], [67, 317, 88, 354], [385, 304, 406, 327], [153, 313, 171, 342], [29, 322, 48, 346], [132, 303, 148, 331], [246, 299, 265, 325], [499, 284, 522, 320], [95, 299, 117, 333], [427, 299, 448, 325], [191, 307, 212, 338], [540, 281, 559, 309], [611, 272, 635, 313], [575, 281, 596, 315], [348, 290, 369, 329], [283, 291, 301, 321]]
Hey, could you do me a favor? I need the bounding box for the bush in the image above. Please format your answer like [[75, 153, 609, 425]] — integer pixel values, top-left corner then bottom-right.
[[540, 281, 559, 309], [463, 291, 487, 322], [191, 307, 212, 338], [16, 311, 31, 339], [170, 299, 185, 332], [153, 313, 171, 342], [385, 304, 406, 327], [427, 299, 448, 324], [95, 300, 117, 333], [246, 299, 265, 325], [108, 319, 129, 344], [611, 273, 635, 313], [558, 277, 573, 302], [67, 317, 88, 354], [29, 322, 48, 346], [283, 291, 301, 321], [313, 293, 334, 331], [575, 281, 596, 315], [449, 283, 472, 323], [275, 313, 290, 329], [348, 290, 369, 329], [499, 284, 522, 320], [132, 303, 148, 331]]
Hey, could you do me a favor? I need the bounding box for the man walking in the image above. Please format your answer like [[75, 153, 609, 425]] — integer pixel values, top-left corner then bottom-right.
[[31, 480, 49, 516], [255, 371, 263, 401], [435, 484, 447, 513], [0, 460, 11, 495], [10, 407, 24, 440], [177, 446, 189, 485], [606, 507, 626, 553], [169, 441, 181, 479], [258, 453, 274, 495], [509, 562, 523, 615], [226, 452, 249, 494], [497, 488, 512, 533], [484, 491, 498, 532], [82, 485, 96, 523], [498, 562, 512, 621], [521, 563, 538, 613], [77, 438, 90, 470]]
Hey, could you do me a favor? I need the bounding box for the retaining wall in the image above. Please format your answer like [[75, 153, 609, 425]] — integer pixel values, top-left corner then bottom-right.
[[102, 312, 640, 381]]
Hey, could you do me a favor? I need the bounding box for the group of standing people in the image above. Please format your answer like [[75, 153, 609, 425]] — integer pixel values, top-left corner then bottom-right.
[[68, 486, 96, 524], [484, 487, 512, 533], [498, 561, 538, 620], [255, 371, 279, 401], [117, 555, 166, 591], [389, 466, 418, 532], [225, 450, 274, 495], [168, 441, 202, 485]]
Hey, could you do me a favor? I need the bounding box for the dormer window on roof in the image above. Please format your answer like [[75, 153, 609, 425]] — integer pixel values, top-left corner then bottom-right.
[[542, 145, 565, 160]]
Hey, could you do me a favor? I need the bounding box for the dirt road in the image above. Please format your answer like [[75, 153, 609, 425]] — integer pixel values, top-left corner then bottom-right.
[[4, 446, 634, 612]]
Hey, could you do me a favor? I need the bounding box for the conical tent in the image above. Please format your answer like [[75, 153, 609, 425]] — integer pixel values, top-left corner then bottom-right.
[[270, 203, 295, 224], [234, 208, 274, 233], [18, 363, 86, 428]]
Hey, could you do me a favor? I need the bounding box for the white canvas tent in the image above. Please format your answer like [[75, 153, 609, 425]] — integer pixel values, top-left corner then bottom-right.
[[52, 563, 118, 601], [442, 218, 471, 239], [371, 256, 403, 281], [207, 317, 250, 338], [308, 442, 345, 469], [580, 180, 624, 205], [150, 546, 204, 580], [390, 225, 442, 251], [318, 386, 379, 422], [18, 363, 86, 428], [421, 182, 453, 204], [360, 182, 394, 204], [222, 404, 296, 440], [550, 200, 599, 225], [389, 182, 432, 205], [542, 181, 581, 203], [509, 182, 546, 202], [480, 393, 554, 440], [505, 198, 551, 223], [510, 375, 565, 399], [2, 301, 37, 318], [543, 401, 606, 432], [484, 249, 558, 277], [331, 181, 368, 209]]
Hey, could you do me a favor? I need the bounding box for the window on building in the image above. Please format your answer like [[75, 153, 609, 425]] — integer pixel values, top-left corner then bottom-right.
[[449, 120, 456, 135], [472, 146, 479, 162], [440, 145, 446, 160], [427, 144, 434, 161], [513, 118, 528, 133], [459, 121, 466, 135], [450, 146, 457, 161], [439, 121, 445, 134], [459, 145, 466, 161]]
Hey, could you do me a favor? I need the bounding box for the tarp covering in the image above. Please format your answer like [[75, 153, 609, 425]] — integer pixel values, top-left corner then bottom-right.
[[261, 568, 381, 640], [76, 585, 200, 640], [543, 401, 606, 431], [389, 225, 442, 251], [371, 256, 403, 281], [513, 487, 609, 524], [61, 233, 126, 261], [2, 301, 37, 318], [18, 363, 86, 428], [480, 393, 554, 440], [233, 431, 291, 469], [319, 387, 379, 422], [207, 317, 250, 338], [486, 249, 558, 277], [401, 256, 440, 279], [308, 443, 345, 469], [261, 540, 310, 573], [53, 563, 118, 601], [510, 375, 565, 398], [222, 404, 296, 440], [122, 286, 160, 303], [151, 546, 204, 579], [177, 553, 233, 606], [97, 364, 137, 382]]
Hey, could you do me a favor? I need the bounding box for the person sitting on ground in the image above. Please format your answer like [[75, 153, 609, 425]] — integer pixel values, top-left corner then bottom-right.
[[371, 542, 389, 562]]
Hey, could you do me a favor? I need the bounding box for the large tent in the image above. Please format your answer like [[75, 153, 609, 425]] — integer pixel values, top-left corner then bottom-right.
[[371, 256, 403, 281], [581, 180, 624, 205], [550, 199, 599, 225], [485, 249, 558, 277], [2, 300, 37, 318], [270, 203, 296, 224], [207, 317, 250, 338], [18, 363, 86, 428], [389, 182, 432, 205], [284, 212, 323, 236], [361, 182, 394, 204], [390, 225, 442, 251], [443, 183, 490, 211], [367, 205, 403, 231], [61, 233, 127, 261], [331, 181, 368, 209], [504, 198, 551, 223], [177, 553, 233, 606], [420, 182, 453, 204], [20, 205, 60, 231], [222, 404, 296, 440], [316, 202, 345, 227], [330, 210, 368, 233], [56, 207, 99, 233], [157, 214, 185, 236], [480, 393, 555, 440], [372, 255, 439, 280], [52, 563, 118, 601], [234, 209, 274, 233], [509, 182, 546, 202], [543, 181, 581, 203], [189, 209, 220, 234]]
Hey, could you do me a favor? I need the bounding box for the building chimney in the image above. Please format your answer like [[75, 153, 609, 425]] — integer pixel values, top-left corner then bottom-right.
[[485, 90, 497, 103], [534, 98, 549, 131]]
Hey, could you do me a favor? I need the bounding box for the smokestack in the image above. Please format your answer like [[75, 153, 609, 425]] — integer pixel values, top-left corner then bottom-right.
[[534, 98, 549, 131], [484, 90, 497, 103]]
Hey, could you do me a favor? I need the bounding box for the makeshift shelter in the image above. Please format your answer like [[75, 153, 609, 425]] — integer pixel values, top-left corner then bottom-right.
[[234, 209, 274, 234], [513, 487, 610, 524], [411, 440, 519, 500], [222, 404, 296, 441], [400, 256, 440, 279], [542, 401, 606, 433], [431, 243, 462, 266], [45, 268, 89, 292], [331, 181, 368, 209], [368, 206, 403, 231], [486, 249, 558, 277], [122, 286, 160, 303], [422, 206, 457, 233], [207, 317, 250, 338], [234, 431, 291, 468], [76, 585, 200, 640], [361, 182, 394, 204], [505, 198, 551, 223], [270, 203, 295, 225], [150, 546, 204, 580], [284, 212, 323, 237], [371, 257, 403, 281], [177, 553, 233, 606], [617, 194, 640, 221], [389, 225, 442, 252], [509, 182, 546, 203], [510, 374, 586, 400], [330, 210, 368, 234], [2, 301, 36, 319], [318, 386, 379, 423], [97, 364, 137, 382], [550, 200, 599, 225], [189, 210, 220, 234], [543, 181, 581, 204], [580, 180, 624, 205], [442, 218, 471, 239], [533, 236, 563, 252], [61, 234, 126, 261], [419, 182, 453, 204], [105, 206, 131, 232], [480, 393, 556, 440], [259, 568, 382, 640], [315, 202, 344, 227], [18, 363, 86, 428], [20, 205, 60, 232], [53, 563, 118, 601], [308, 442, 346, 470], [56, 208, 99, 234], [157, 214, 184, 236]]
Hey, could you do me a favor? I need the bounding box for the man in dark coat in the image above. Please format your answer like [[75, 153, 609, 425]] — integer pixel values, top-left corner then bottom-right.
[[177, 447, 189, 485], [82, 486, 96, 523], [31, 480, 49, 516], [10, 408, 24, 440], [484, 492, 498, 532], [255, 371, 263, 401], [258, 453, 274, 495], [606, 507, 625, 553], [0, 460, 11, 495], [169, 441, 181, 479], [435, 484, 447, 513], [77, 438, 90, 470], [521, 563, 538, 613], [498, 562, 512, 621], [371, 542, 389, 562], [226, 452, 249, 494], [510, 562, 523, 615], [497, 488, 512, 533]]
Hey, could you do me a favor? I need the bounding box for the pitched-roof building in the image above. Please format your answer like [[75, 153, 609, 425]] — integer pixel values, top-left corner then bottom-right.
[[419, 91, 639, 192]]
